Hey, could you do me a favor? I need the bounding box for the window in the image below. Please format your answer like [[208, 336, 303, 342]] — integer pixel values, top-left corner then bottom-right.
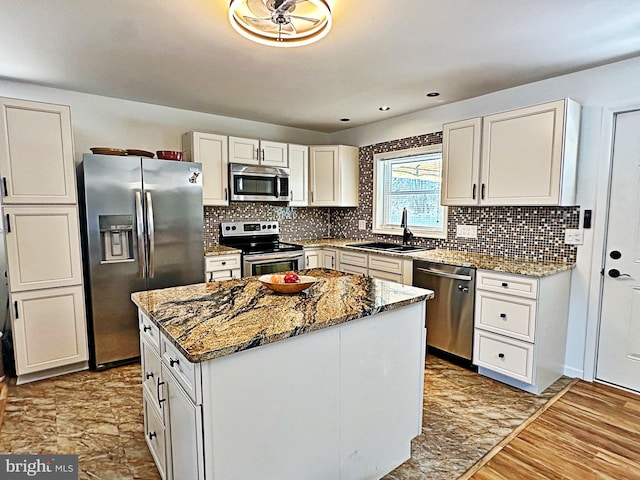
[[373, 145, 447, 239]]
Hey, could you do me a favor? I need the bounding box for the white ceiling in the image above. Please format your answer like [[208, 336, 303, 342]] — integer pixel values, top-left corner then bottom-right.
[[2, 0, 640, 133]]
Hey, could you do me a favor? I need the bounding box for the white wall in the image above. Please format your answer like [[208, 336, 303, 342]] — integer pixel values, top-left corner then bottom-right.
[[330, 55, 640, 380], [0, 79, 330, 165]]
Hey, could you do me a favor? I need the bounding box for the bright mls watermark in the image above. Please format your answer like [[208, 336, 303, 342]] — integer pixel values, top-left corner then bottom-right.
[[0, 455, 78, 479]]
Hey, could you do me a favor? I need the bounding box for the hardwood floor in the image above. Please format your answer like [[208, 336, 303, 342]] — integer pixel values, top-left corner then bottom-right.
[[467, 381, 640, 480]]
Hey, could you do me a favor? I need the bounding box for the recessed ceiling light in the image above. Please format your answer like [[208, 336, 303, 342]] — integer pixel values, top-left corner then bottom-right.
[[426, 92, 440, 97], [379, 105, 391, 111], [340, 118, 350, 122]]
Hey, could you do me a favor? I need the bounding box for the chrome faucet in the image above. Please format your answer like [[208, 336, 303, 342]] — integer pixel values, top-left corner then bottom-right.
[[401, 207, 413, 245]]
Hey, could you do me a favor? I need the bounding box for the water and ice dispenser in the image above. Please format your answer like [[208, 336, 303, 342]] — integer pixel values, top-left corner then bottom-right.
[[99, 215, 134, 262]]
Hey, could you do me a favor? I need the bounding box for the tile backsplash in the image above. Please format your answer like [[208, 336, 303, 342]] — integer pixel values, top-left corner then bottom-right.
[[204, 131, 579, 264]]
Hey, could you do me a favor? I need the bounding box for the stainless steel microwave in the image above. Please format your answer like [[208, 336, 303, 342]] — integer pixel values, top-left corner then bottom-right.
[[229, 163, 291, 202]]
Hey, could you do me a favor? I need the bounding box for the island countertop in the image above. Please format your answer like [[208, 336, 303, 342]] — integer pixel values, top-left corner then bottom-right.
[[131, 268, 434, 363]]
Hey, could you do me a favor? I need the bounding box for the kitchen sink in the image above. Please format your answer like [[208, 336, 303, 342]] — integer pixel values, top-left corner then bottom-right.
[[346, 242, 430, 253]]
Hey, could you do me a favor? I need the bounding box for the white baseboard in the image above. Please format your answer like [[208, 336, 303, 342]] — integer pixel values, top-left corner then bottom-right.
[[563, 365, 584, 379]]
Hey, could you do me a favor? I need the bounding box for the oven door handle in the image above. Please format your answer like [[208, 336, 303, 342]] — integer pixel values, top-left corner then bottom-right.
[[244, 251, 303, 262]]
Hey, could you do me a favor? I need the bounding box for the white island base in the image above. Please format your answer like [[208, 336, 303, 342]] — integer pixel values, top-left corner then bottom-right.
[[142, 301, 427, 480]]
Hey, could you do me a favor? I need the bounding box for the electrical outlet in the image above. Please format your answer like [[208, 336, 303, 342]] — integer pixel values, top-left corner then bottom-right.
[[564, 229, 584, 245], [456, 224, 478, 239], [358, 220, 367, 230]]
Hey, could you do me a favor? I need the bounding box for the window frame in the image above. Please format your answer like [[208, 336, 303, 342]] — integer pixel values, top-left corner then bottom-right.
[[372, 145, 448, 239]]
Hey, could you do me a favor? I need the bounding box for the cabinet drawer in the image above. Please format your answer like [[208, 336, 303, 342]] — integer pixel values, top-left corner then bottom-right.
[[477, 270, 538, 299], [205, 254, 240, 272], [338, 251, 368, 268], [207, 268, 241, 282], [141, 339, 165, 419], [368, 254, 403, 274], [476, 292, 537, 342], [474, 330, 534, 384], [139, 312, 160, 352], [144, 391, 167, 479], [339, 264, 368, 276], [369, 269, 403, 284], [162, 337, 201, 404]]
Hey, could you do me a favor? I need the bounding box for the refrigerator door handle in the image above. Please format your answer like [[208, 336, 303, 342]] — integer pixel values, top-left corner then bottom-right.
[[135, 190, 145, 278], [146, 191, 155, 278]]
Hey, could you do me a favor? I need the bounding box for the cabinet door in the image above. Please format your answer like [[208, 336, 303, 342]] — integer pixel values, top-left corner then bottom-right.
[[288, 144, 308, 206], [183, 132, 229, 206], [0, 97, 76, 204], [11, 285, 88, 375], [305, 249, 322, 268], [480, 100, 566, 205], [309, 146, 339, 206], [4, 205, 83, 291], [260, 140, 288, 167], [163, 366, 205, 480], [322, 249, 336, 270], [229, 136, 259, 165], [441, 118, 481, 206]]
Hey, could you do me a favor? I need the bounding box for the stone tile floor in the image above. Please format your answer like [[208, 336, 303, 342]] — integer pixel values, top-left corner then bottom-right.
[[0, 356, 571, 480]]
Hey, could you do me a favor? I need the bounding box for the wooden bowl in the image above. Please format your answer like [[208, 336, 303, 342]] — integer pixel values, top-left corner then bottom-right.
[[258, 274, 317, 294]]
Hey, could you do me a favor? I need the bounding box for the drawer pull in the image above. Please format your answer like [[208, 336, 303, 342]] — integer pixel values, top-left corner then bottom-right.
[[498, 353, 505, 359], [157, 378, 166, 405], [145, 371, 154, 380], [148, 431, 157, 440], [501, 282, 509, 287], [143, 325, 151, 332], [169, 357, 180, 368], [499, 313, 507, 319]]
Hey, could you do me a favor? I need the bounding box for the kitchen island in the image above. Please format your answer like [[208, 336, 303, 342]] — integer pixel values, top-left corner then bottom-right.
[[132, 269, 434, 480]]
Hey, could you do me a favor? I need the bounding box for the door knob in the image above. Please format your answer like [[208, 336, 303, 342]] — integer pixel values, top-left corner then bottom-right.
[[608, 269, 630, 278]]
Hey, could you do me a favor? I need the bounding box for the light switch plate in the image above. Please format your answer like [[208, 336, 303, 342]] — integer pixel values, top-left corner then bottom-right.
[[358, 220, 367, 230], [564, 229, 584, 245], [456, 224, 478, 239]]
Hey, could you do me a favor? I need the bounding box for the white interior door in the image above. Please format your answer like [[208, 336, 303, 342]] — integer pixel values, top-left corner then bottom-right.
[[596, 109, 640, 393]]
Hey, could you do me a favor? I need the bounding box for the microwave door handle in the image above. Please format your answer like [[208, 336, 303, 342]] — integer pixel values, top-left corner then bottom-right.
[[146, 191, 155, 278], [238, 178, 243, 191], [135, 191, 145, 278], [275, 176, 280, 198]]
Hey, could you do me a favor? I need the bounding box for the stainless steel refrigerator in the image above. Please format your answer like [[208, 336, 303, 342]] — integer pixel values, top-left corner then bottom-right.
[[78, 154, 204, 369]]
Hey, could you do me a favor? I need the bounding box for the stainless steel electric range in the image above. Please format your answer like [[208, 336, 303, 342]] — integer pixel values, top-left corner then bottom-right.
[[219, 221, 304, 277]]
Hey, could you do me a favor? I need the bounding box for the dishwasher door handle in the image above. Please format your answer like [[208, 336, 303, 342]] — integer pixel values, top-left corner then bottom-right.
[[415, 267, 473, 282]]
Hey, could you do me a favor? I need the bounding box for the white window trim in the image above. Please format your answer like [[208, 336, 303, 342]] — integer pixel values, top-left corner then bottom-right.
[[372, 145, 448, 240]]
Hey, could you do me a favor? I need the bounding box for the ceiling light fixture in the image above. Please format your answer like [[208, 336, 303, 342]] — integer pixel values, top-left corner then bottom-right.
[[229, 0, 332, 48], [379, 105, 391, 111], [426, 92, 440, 97]]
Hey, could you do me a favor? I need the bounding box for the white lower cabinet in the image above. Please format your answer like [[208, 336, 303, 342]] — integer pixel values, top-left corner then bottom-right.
[[11, 285, 88, 378], [163, 363, 205, 480], [337, 250, 412, 285], [304, 248, 323, 269], [473, 269, 571, 394], [323, 248, 336, 269], [143, 391, 167, 479], [205, 254, 241, 282]]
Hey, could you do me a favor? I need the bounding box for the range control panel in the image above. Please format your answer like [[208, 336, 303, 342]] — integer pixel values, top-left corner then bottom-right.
[[220, 221, 280, 237]]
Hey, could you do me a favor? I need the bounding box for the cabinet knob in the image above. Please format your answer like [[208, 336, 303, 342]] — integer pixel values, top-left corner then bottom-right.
[[169, 357, 179, 368], [501, 282, 509, 288], [221, 261, 226, 266], [499, 313, 507, 319], [145, 371, 154, 379], [148, 431, 157, 440], [143, 325, 151, 332], [498, 353, 505, 359]]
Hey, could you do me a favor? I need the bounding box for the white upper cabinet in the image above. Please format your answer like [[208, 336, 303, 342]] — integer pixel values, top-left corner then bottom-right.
[[441, 99, 580, 207], [309, 145, 359, 207], [441, 118, 482, 205], [183, 132, 229, 206], [0, 97, 76, 204], [229, 136, 288, 167], [288, 144, 308, 206]]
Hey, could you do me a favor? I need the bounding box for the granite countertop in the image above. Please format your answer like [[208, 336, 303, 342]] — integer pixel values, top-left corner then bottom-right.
[[283, 238, 574, 277], [204, 244, 242, 256], [131, 268, 433, 363]]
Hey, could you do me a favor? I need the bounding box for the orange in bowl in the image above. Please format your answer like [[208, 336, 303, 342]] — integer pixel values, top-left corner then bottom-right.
[[258, 274, 317, 294]]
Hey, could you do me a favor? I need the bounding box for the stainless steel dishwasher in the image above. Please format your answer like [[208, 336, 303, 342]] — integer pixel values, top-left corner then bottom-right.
[[413, 260, 476, 363]]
